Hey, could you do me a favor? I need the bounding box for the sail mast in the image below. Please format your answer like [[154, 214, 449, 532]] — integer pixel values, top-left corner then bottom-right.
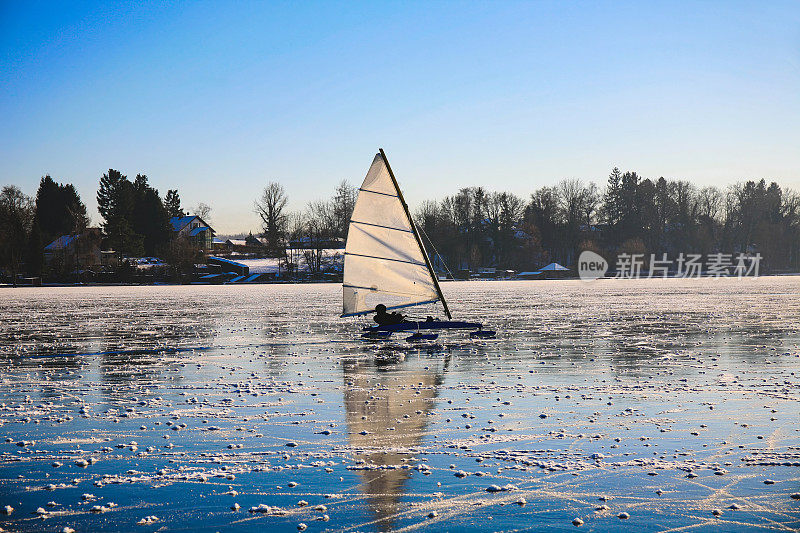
[[379, 148, 452, 320]]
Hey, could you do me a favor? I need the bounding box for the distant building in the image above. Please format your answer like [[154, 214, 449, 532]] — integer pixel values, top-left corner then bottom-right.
[[579, 223, 608, 242], [44, 228, 103, 272], [225, 238, 248, 249], [288, 236, 345, 250], [245, 233, 266, 249], [212, 233, 267, 254], [212, 237, 227, 252], [170, 216, 214, 251]]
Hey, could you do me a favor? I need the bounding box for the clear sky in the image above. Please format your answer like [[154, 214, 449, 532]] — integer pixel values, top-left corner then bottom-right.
[[2, 1, 799, 233]]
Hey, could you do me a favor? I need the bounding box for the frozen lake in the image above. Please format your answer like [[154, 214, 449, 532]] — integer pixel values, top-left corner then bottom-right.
[[1, 279, 799, 532]]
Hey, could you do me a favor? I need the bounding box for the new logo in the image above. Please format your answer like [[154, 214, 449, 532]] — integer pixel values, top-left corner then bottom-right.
[[578, 250, 608, 281]]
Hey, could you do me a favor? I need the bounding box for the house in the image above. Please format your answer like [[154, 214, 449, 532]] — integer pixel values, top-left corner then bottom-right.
[[44, 228, 103, 271], [287, 236, 345, 250], [579, 223, 608, 245], [170, 216, 214, 251], [225, 238, 248, 250], [213, 234, 267, 254], [212, 237, 227, 252], [245, 233, 266, 249]]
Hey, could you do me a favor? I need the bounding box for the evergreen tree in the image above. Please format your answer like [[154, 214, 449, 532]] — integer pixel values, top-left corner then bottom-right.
[[164, 189, 184, 218], [619, 171, 641, 244], [133, 182, 171, 256], [603, 167, 623, 237], [97, 169, 131, 224], [97, 170, 174, 256], [97, 169, 141, 255], [34, 175, 89, 244]]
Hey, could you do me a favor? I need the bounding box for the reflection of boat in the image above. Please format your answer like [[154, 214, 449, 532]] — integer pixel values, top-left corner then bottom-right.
[[343, 357, 447, 531], [341, 149, 495, 340]]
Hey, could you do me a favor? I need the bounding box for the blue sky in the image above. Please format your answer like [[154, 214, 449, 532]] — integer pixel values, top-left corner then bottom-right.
[[2, 1, 799, 233]]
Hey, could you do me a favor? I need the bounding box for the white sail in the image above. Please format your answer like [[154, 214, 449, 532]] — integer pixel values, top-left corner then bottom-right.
[[342, 152, 440, 317]]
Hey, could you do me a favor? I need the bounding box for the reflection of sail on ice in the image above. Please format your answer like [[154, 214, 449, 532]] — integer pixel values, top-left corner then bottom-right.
[[343, 358, 446, 531], [342, 150, 451, 318]]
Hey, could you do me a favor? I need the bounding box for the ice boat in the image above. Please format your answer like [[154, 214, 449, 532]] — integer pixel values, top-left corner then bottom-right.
[[341, 149, 495, 340]]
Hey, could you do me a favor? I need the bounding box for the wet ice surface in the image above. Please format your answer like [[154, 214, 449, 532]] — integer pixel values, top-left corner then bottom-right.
[[1, 279, 799, 532]]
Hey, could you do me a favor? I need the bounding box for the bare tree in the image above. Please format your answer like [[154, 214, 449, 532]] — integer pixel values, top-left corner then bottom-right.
[[698, 186, 723, 222], [302, 201, 334, 274], [331, 180, 356, 239], [255, 182, 288, 255], [782, 189, 800, 268], [192, 202, 212, 224], [580, 182, 599, 227], [495, 192, 524, 267], [283, 211, 306, 275], [557, 179, 585, 231], [671, 181, 698, 222], [0, 186, 34, 286], [498, 192, 524, 230], [557, 179, 596, 262]]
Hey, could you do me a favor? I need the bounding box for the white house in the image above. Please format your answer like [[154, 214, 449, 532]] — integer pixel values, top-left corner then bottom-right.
[[170, 216, 214, 251]]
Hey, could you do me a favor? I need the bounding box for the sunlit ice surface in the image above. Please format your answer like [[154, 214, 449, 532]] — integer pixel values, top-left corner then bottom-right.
[[0, 279, 799, 532]]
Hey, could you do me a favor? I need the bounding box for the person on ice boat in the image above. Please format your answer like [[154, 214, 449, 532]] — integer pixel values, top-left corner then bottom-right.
[[343, 150, 496, 339], [373, 304, 407, 326]]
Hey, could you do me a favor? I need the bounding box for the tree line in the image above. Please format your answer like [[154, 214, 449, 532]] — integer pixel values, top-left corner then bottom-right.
[[3, 167, 799, 283], [0, 170, 207, 283], [417, 171, 800, 272], [0, 176, 93, 282], [255, 180, 356, 273], [255, 170, 800, 274]]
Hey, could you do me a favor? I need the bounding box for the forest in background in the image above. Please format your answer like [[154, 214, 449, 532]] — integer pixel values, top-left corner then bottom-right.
[[2, 167, 799, 282], [257, 169, 800, 274]]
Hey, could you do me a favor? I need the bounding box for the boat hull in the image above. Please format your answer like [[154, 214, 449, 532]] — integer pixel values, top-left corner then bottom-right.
[[363, 320, 484, 333]]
